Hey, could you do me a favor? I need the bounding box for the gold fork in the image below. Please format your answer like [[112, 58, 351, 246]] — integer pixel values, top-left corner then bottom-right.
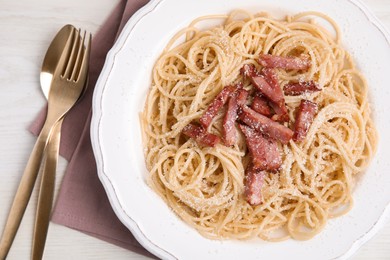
[[31, 29, 91, 260], [0, 27, 91, 259]]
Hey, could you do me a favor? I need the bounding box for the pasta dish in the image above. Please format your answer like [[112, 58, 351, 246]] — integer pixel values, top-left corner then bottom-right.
[[141, 10, 377, 241]]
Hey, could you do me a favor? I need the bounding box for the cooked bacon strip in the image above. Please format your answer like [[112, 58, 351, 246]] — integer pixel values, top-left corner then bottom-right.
[[261, 67, 279, 88], [239, 124, 282, 171], [269, 102, 289, 122], [240, 64, 258, 79], [260, 67, 289, 122], [258, 54, 311, 70], [222, 88, 248, 146], [223, 95, 239, 146], [241, 64, 282, 106], [182, 123, 220, 147], [283, 80, 321, 96], [236, 88, 249, 106], [244, 164, 265, 206], [199, 85, 237, 128], [239, 106, 293, 144], [250, 75, 284, 107], [243, 64, 290, 122], [251, 95, 272, 116], [293, 100, 318, 142], [260, 67, 285, 107]]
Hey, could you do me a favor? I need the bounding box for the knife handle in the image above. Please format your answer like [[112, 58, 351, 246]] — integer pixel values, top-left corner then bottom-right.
[[0, 127, 50, 259], [31, 120, 62, 260]]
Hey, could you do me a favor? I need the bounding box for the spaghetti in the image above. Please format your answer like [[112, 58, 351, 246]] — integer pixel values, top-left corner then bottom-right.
[[141, 10, 377, 241]]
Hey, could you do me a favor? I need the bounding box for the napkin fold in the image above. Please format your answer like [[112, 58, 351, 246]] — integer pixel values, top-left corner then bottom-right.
[[29, 0, 152, 257]]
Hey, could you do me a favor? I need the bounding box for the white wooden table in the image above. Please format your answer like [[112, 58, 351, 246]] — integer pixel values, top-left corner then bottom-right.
[[0, 0, 389, 259]]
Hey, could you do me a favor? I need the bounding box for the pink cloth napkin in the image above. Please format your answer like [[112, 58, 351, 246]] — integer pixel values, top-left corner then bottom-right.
[[29, 0, 154, 258]]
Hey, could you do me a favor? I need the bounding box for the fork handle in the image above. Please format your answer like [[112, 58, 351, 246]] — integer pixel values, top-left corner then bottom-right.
[[0, 127, 51, 259], [31, 120, 62, 260]]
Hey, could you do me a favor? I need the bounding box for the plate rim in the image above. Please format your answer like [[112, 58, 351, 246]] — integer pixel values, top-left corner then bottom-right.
[[90, 0, 390, 259]]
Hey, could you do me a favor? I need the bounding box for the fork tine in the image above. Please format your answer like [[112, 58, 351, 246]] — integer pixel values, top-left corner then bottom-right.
[[70, 29, 86, 82], [53, 27, 76, 81], [75, 33, 91, 83], [62, 29, 80, 80]]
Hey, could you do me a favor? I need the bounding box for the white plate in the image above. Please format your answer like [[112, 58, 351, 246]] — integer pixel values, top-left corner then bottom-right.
[[91, 0, 390, 259]]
